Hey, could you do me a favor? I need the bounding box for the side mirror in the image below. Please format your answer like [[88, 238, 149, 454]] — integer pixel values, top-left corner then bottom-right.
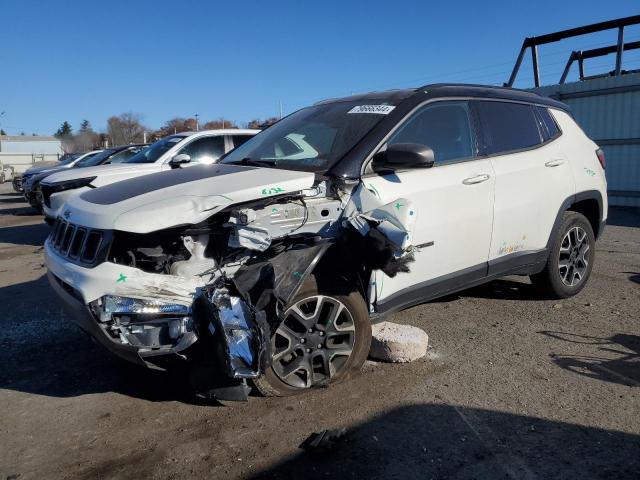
[[373, 143, 435, 172], [169, 153, 191, 168]]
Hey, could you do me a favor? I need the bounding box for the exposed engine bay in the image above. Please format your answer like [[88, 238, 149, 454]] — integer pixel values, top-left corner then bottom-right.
[[79, 178, 417, 401]]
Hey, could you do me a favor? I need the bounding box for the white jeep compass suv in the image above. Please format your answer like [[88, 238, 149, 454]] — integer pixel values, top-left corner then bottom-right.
[[40, 129, 259, 221], [44, 84, 607, 400]]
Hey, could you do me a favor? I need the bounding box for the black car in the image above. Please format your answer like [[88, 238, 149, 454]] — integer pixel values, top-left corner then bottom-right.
[[23, 144, 148, 212]]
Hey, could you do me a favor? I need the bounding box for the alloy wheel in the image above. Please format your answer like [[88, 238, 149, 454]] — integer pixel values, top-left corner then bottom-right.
[[272, 295, 356, 389], [558, 226, 590, 287]]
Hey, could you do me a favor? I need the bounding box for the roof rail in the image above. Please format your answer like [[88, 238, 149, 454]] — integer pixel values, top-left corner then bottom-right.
[[505, 15, 640, 87]]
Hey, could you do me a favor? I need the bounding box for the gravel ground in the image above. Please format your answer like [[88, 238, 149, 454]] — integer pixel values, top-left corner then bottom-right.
[[0, 181, 638, 479]]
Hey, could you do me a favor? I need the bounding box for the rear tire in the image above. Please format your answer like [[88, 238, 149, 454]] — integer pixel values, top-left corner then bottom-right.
[[253, 278, 371, 397], [531, 211, 595, 299]]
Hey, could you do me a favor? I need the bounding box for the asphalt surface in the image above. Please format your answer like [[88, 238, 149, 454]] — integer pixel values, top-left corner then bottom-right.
[[0, 181, 639, 479]]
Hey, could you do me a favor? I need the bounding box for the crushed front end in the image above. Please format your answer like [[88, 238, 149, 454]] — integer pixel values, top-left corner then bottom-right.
[[45, 164, 417, 401]]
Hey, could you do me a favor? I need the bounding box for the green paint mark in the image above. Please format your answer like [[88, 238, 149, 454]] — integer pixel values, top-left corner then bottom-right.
[[292, 271, 303, 278], [583, 167, 596, 177], [262, 186, 286, 195], [219, 194, 234, 202], [394, 201, 403, 210], [271, 207, 279, 213], [116, 273, 127, 283]]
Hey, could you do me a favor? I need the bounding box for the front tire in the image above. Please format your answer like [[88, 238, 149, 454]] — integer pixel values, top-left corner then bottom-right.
[[531, 211, 595, 298], [253, 279, 371, 397]]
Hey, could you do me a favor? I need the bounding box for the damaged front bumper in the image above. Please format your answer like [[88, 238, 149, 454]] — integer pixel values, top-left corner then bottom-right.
[[45, 240, 202, 368]]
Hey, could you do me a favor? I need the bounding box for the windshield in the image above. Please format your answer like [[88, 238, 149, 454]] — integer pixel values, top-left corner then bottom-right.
[[126, 135, 186, 164], [75, 149, 117, 167], [74, 151, 99, 164], [222, 100, 396, 173], [58, 153, 80, 165], [108, 146, 147, 164]]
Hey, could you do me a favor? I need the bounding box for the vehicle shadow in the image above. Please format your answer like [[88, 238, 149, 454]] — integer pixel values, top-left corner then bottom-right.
[[249, 404, 640, 479], [0, 197, 25, 204], [0, 275, 215, 406], [539, 331, 640, 387], [458, 278, 548, 301], [1, 206, 39, 216], [0, 222, 49, 246], [623, 271, 640, 284]]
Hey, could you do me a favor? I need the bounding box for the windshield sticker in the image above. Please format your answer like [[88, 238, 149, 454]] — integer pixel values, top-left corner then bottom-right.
[[348, 105, 395, 115]]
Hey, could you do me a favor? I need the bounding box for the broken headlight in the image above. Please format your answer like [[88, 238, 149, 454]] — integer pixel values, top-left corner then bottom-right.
[[102, 295, 189, 315], [92, 295, 194, 348]]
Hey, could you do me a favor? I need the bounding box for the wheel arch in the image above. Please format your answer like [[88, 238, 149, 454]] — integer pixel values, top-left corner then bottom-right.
[[547, 190, 604, 250]]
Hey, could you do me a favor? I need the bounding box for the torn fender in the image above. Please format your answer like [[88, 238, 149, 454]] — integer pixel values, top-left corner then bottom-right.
[[232, 240, 332, 308]]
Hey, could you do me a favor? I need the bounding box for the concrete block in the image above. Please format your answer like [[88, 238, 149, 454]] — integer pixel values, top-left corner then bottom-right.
[[369, 321, 429, 363]]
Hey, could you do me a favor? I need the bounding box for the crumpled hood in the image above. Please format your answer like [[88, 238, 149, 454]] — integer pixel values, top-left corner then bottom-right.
[[41, 163, 163, 187], [62, 164, 316, 233]]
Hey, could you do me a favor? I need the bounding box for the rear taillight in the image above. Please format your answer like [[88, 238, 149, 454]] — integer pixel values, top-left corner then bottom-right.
[[596, 148, 606, 169]]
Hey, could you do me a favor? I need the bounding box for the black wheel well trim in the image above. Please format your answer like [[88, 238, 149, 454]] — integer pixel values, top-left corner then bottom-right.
[[547, 190, 604, 248], [283, 240, 371, 309]]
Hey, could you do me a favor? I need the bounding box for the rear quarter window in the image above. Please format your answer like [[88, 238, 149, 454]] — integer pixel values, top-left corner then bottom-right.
[[476, 101, 542, 155], [536, 106, 561, 141]]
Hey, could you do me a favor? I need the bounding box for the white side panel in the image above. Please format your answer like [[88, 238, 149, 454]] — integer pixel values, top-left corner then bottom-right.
[[551, 110, 608, 220], [363, 158, 495, 303], [489, 136, 575, 261]]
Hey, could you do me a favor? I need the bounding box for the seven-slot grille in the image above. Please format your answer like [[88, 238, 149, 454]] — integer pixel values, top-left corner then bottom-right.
[[50, 218, 106, 265]]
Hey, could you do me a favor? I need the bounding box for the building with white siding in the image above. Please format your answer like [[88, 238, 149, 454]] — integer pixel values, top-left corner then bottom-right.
[[0, 135, 63, 173]]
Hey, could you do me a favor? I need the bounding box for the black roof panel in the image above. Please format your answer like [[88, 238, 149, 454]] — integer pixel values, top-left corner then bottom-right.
[[314, 88, 417, 105], [315, 83, 568, 111]]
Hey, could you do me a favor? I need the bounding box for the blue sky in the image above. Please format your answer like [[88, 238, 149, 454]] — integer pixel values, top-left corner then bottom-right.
[[0, 0, 638, 135]]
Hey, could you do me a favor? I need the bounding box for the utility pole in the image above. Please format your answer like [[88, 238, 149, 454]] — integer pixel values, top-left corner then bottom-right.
[[279, 100, 283, 119], [143, 131, 147, 143], [0, 111, 4, 151], [195, 113, 200, 131]]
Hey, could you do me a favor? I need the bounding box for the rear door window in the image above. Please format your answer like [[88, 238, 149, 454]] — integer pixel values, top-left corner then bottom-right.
[[231, 135, 254, 149], [476, 101, 542, 155], [388, 101, 476, 164]]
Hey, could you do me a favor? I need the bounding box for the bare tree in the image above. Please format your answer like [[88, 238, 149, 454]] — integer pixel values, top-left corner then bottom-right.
[[202, 118, 237, 130], [247, 117, 278, 129], [75, 119, 101, 151], [151, 117, 196, 139], [107, 112, 146, 145]]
